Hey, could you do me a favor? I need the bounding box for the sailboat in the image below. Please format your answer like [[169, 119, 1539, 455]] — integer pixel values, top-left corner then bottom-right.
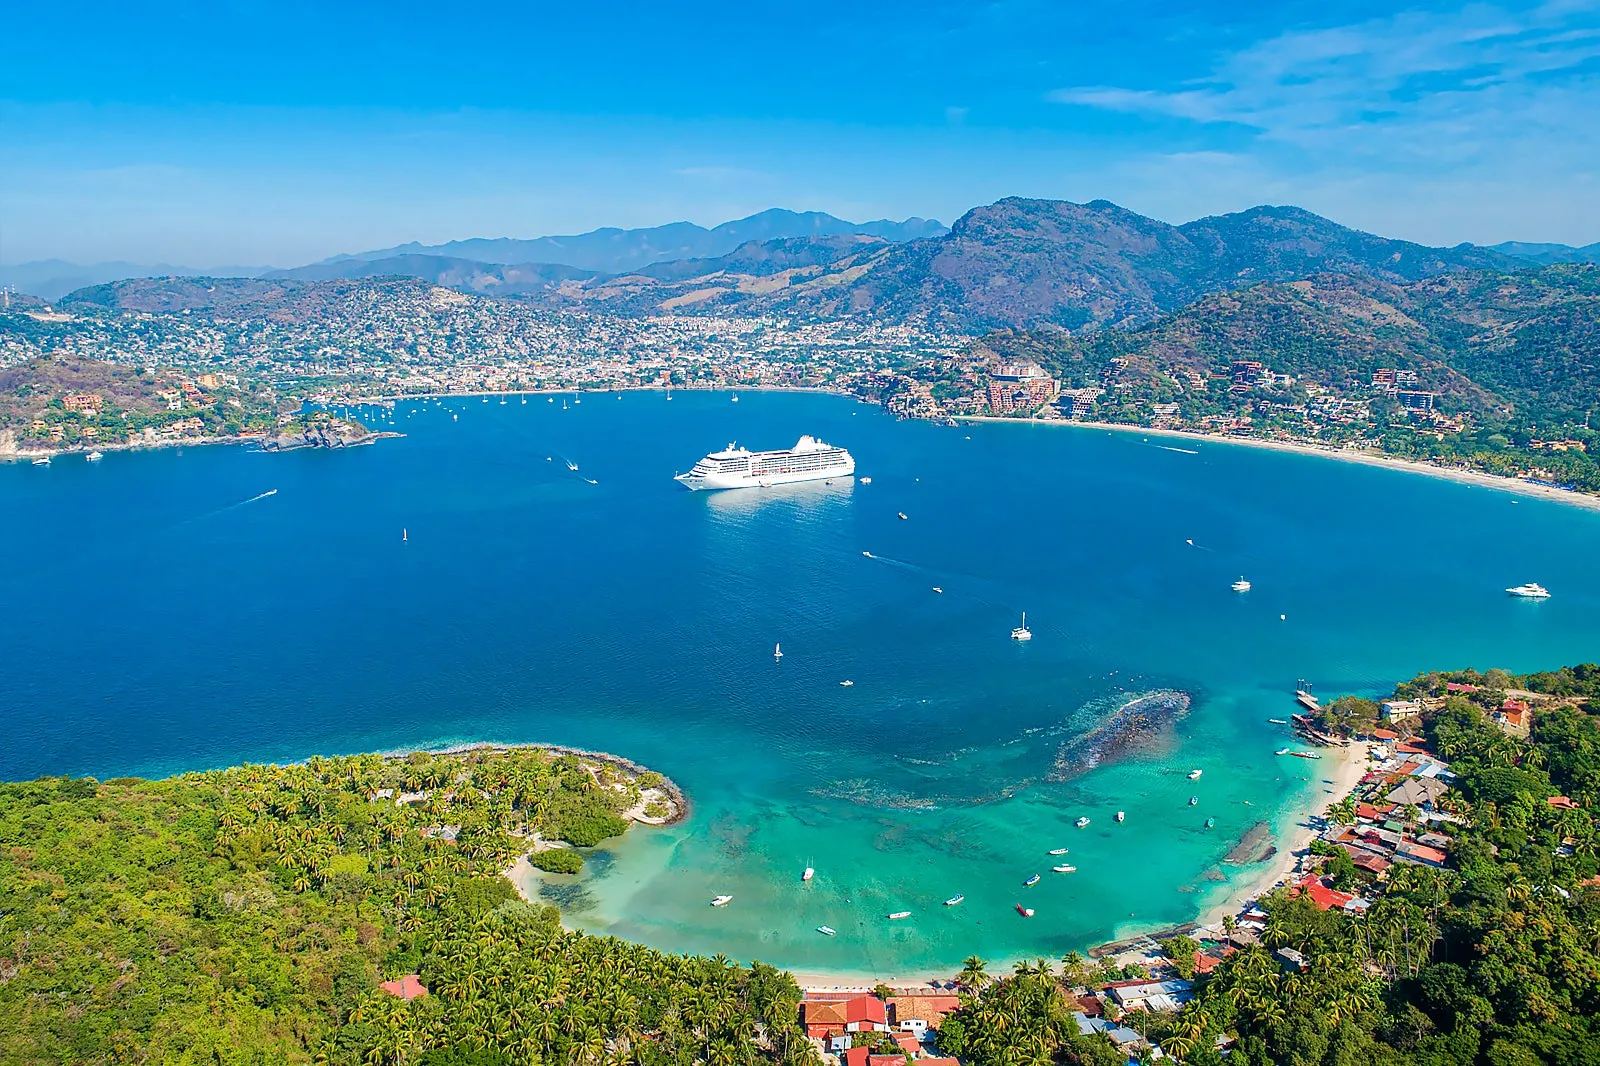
[[1011, 612, 1032, 641], [774, 643, 783, 660], [402, 529, 408, 542]]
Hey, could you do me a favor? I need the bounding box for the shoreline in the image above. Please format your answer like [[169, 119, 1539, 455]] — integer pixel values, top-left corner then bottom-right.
[[1193, 740, 1369, 928], [770, 741, 1374, 991], [0, 427, 401, 463], [962, 415, 1600, 513]]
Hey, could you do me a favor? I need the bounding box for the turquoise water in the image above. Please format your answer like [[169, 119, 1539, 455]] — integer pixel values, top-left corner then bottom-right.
[[5, 390, 1599, 975]]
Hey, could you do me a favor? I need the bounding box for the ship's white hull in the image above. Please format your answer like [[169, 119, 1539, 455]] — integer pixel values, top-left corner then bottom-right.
[[676, 457, 855, 490]]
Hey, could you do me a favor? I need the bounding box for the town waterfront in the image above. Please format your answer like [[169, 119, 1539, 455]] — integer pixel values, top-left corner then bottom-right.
[[4, 389, 1600, 975]]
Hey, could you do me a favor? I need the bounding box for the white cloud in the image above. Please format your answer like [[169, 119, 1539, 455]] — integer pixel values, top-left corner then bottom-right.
[[1049, 0, 1600, 168]]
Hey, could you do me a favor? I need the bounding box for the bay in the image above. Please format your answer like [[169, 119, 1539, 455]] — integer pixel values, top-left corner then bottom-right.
[[3, 388, 1597, 974]]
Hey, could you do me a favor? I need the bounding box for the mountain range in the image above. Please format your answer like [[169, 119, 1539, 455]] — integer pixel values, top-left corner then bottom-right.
[[301, 208, 948, 274], [60, 198, 1541, 334], [14, 203, 1600, 311], [434, 198, 1522, 332]]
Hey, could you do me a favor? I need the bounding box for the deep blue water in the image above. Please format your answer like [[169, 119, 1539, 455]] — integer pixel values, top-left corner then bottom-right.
[[3, 389, 1596, 970]]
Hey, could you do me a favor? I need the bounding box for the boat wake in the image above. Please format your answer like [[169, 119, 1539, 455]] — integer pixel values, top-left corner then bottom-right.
[[174, 488, 279, 527]]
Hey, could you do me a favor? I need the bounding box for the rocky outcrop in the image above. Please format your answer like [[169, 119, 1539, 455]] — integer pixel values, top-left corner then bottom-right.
[[259, 420, 399, 451]]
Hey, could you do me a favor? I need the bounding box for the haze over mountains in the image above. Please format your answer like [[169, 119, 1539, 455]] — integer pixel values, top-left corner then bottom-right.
[[14, 198, 1600, 329], [305, 208, 949, 274], [61, 197, 1554, 335]]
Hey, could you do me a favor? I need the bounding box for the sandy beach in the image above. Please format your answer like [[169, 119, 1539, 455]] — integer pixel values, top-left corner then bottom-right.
[[963, 415, 1600, 513], [1193, 740, 1372, 929]]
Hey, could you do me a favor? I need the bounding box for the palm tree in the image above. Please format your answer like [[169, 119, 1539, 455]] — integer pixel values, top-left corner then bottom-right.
[[958, 956, 991, 993]]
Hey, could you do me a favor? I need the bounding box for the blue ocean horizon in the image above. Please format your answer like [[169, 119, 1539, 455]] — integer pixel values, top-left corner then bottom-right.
[[4, 389, 1597, 971]]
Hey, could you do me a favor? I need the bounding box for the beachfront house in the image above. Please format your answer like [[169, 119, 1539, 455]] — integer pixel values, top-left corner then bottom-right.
[[1381, 699, 1422, 724], [803, 997, 890, 1040], [1105, 977, 1193, 1013]]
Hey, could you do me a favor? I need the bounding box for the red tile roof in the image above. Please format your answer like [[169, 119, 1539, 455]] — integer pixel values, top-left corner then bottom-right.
[[844, 1047, 870, 1066], [1192, 952, 1225, 975], [1372, 729, 1399, 740], [379, 974, 428, 1000], [1446, 682, 1480, 693], [890, 995, 960, 1025], [892, 1034, 922, 1056], [1291, 875, 1356, 912], [846, 997, 888, 1026], [867, 1056, 907, 1066], [1548, 796, 1579, 810], [804, 1002, 849, 1028]]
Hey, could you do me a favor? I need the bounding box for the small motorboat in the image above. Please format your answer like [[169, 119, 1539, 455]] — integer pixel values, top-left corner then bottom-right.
[[31, 456, 50, 466], [1268, 718, 1289, 725], [1075, 816, 1091, 828], [887, 911, 912, 921], [711, 895, 733, 907], [1115, 811, 1126, 823], [944, 895, 965, 906], [1053, 864, 1077, 874], [802, 866, 814, 882], [1016, 904, 1035, 918], [1188, 796, 1199, 806], [932, 587, 943, 594], [86, 450, 104, 461], [1276, 747, 1291, 756], [1023, 874, 1041, 887], [860, 477, 872, 484], [1048, 848, 1069, 856], [1232, 577, 1252, 592], [817, 925, 836, 936], [1188, 769, 1203, 780], [839, 680, 854, 687], [897, 512, 908, 520], [1205, 817, 1216, 828]]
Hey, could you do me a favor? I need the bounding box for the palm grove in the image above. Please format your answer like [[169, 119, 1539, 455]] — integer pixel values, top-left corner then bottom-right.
[[0, 748, 807, 1065]]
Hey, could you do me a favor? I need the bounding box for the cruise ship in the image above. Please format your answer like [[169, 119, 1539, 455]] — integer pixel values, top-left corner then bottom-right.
[[674, 436, 854, 490]]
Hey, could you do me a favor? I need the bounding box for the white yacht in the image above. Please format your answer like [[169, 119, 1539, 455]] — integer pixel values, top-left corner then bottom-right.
[[86, 450, 104, 461], [675, 436, 854, 490], [1011, 612, 1032, 641], [1232, 577, 1252, 592], [31, 455, 50, 466], [1188, 769, 1203, 780], [1506, 583, 1551, 599]]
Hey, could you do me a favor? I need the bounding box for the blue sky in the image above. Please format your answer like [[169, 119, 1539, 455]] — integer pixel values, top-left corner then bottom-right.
[[3, 0, 1598, 265]]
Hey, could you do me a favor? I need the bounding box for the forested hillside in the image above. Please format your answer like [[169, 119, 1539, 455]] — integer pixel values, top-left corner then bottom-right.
[[0, 747, 805, 1066]]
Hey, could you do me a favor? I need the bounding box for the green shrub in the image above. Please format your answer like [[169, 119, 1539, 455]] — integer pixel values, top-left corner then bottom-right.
[[528, 848, 584, 874]]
